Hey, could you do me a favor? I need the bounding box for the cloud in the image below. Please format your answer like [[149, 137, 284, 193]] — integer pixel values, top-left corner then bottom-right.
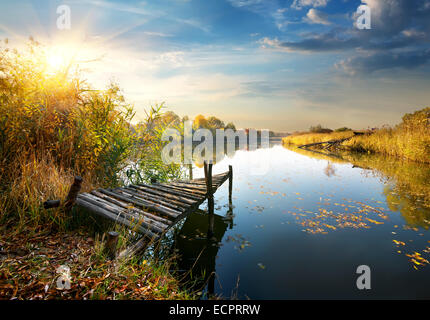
[[227, 0, 264, 7], [291, 0, 329, 10], [260, 32, 359, 52], [262, 0, 430, 74], [304, 8, 331, 25], [336, 50, 430, 75], [226, 0, 293, 31]]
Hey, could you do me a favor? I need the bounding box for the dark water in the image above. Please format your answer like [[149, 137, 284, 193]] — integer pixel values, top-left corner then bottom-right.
[[170, 144, 430, 299]]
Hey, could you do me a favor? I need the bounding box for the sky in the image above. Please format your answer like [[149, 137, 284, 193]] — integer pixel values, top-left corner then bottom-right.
[[0, 0, 430, 131]]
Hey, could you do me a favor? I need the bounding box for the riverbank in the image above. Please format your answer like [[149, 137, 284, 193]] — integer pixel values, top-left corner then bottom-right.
[[282, 107, 430, 164], [0, 224, 193, 300], [0, 42, 194, 300]]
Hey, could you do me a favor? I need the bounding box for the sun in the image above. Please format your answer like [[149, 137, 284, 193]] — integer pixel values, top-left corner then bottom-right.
[[47, 52, 65, 70], [45, 45, 77, 73]]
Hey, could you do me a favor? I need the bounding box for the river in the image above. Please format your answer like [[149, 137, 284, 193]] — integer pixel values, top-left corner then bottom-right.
[[167, 142, 430, 299]]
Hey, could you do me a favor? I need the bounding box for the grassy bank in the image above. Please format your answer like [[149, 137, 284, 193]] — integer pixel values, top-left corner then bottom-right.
[[283, 108, 430, 164], [282, 131, 355, 147], [0, 40, 192, 299]]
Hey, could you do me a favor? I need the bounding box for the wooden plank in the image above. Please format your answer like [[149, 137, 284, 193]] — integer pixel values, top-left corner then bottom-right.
[[122, 186, 188, 212], [132, 185, 197, 205], [80, 193, 167, 234], [169, 182, 208, 191], [76, 197, 159, 238], [98, 189, 181, 220], [107, 188, 183, 219], [91, 190, 172, 226], [85, 193, 170, 232], [140, 184, 203, 201], [155, 183, 208, 196], [118, 188, 188, 216]]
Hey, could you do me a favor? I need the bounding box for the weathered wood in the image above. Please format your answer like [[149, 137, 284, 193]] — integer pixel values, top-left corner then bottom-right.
[[117, 235, 153, 261], [155, 183, 208, 196], [43, 199, 61, 209], [116, 188, 184, 218], [91, 190, 173, 225], [140, 184, 202, 201], [133, 185, 196, 205], [71, 167, 232, 260], [105, 231, 119, 260], [169, 182, 207, 191], [124, 186, 188, 211], [65, 176, 83, 214], [97, 188, 181, 219], [298, 132, 367, 150], [229, 165, 233, 202], [80, 193, 165, 234], [204, 162, 215, 238], [126, 186, 189, 210], [75, 197, 158, 238], [188, 164, 193, 180], [81, 193, 168, 233]]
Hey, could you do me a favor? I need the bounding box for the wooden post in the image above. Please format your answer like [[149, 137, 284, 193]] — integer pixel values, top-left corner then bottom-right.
[[228, 165, 233, 203], [150, 177, 157, 184], [64, 176, 82, 214], [188, 164, 193, 180], [105, 231, 119, 260], [204, 161, 215, 238], [43, 199, 61, 209]]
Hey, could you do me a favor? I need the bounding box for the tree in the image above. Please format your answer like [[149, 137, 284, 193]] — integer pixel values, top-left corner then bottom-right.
[[193, 114, 208, 129], [206, 116, 225, 129], [309, 124, 332, 133], [225, 122, 236, 131]]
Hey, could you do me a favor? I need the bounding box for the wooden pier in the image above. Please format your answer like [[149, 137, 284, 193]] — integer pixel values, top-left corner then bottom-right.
[[75, 164, 230, 242]]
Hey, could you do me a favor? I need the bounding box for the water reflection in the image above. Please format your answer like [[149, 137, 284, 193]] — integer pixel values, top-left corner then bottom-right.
[[285, 145, 430, 228], [172, 208, 232, 296], [167, 142, 430, 298]]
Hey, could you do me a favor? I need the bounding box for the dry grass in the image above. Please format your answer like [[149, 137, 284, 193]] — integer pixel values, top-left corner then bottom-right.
[[344, 124, 430, 163], [282, 131, 355, 146], [283, 107, 430, 164], [0, 225, 192, 300]]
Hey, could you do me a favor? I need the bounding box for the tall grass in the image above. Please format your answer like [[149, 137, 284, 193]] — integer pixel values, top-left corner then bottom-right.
[[344, 108, 430, 163], [283, 108, 430, 164], [282, 131, 355, 146], [0, 40, 183, 228]]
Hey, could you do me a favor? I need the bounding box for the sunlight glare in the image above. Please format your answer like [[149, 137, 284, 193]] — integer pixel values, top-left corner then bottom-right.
[[45, 45, 77, 73]]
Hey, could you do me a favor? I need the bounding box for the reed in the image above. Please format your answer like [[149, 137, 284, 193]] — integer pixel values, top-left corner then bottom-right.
[[282, 131, 355, 146], [344, 109, 430, 163], [0, 40, 183, 228], [282, 107, 430, 164]]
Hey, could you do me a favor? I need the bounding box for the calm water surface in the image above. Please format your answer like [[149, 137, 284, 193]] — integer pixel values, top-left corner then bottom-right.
[[169, 144, 430, 299]]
